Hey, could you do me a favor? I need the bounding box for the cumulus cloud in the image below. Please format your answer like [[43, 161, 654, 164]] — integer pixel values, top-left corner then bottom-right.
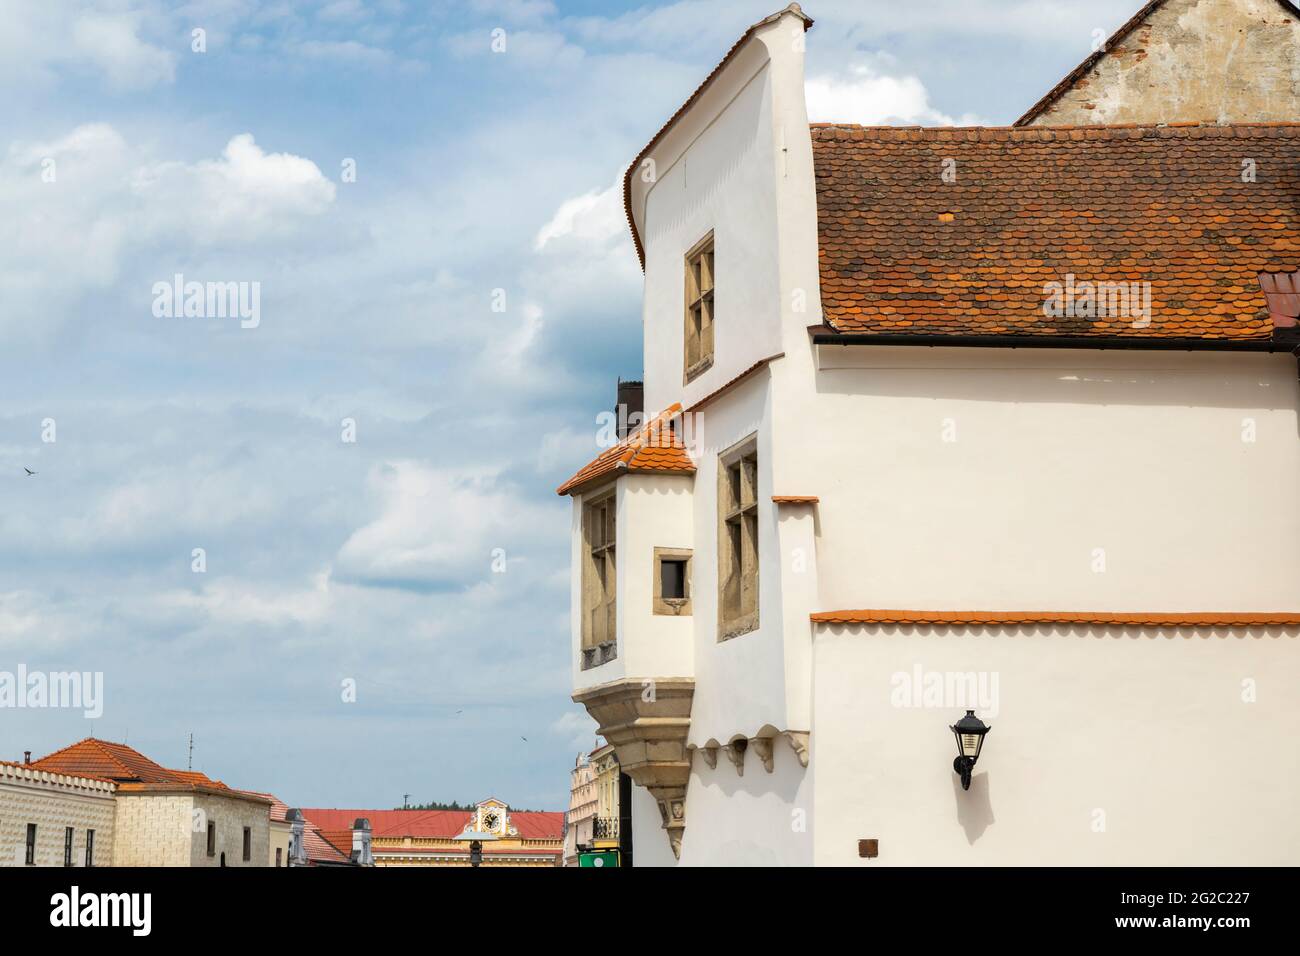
[[806, 65, 983, 126], [0, 2, 175, 92], [533, 174, 624, 251], [131, 133, 337, 242], [335, 462, 560, 592]]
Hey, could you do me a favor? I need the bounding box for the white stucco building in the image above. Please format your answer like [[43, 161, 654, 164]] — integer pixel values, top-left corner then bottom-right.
[[558, 1, 1300, 866]]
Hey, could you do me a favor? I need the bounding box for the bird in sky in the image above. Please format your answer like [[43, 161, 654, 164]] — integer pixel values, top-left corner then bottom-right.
[[520, 736, 528, 742], [23, 468, 36, 477]]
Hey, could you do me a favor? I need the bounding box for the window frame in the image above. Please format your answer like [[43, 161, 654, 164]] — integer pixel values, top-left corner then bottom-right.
[[206, 820, 216, 857], [653, 547, 693, 616], [717, 436, 760, 640], [64, 826, 74, 867], [85, 829, 95, 867], [580, 488, 618, 670], [243, 826, 252, 862], [683, 232, 715, 384], [25, 823, 36, 865]]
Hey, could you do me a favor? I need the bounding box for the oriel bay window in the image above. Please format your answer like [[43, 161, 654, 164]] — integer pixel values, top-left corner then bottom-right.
[[719, 439, 759, 639], [582, 490, 617, 669], [684, 233, 715, 382]]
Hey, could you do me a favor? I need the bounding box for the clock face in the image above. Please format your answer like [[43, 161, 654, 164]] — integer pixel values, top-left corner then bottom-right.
[[483, 812, 499, 831]]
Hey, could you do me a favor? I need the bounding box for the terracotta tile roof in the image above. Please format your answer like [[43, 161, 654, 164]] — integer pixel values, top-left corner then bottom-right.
[[811, 610, 1300, 627], [301, 807, 565, 841], [811, 123, 1300, 340], [31, 738, 184, 784], [303, 825, 352, 865], [1014, 0, 1300, 127], [623, 3, 814, 268], [556, 403, 695, 496], [30, 738, 272, 804]]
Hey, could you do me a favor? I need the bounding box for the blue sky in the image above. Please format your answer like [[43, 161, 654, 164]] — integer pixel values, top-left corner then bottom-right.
[[1, 0, 1137, 811]]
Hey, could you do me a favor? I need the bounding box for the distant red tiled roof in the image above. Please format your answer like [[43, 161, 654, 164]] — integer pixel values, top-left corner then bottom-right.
[[31, 738, 268, 803], [811, 610, 1300, 627], [811, 123, 1300, 341], [557, 403, 695, 496], [303, 826, 352, 865], [301, 808, 565, 841]]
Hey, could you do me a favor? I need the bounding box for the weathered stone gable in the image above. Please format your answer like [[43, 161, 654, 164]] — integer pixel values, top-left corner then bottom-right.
[[1020, 0, 1300, 125]]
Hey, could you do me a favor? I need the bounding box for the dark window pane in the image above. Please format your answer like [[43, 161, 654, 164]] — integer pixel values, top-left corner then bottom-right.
[[661, 559, 687, 599]]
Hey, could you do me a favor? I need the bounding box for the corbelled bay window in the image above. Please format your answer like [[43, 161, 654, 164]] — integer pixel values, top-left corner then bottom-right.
[[718, 439, 759, 639], [582, 490, 617, 668], [684, 233, 714, 382]]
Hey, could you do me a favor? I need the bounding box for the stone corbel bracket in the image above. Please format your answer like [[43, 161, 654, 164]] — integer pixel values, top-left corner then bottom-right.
[[573, 677, 695, 860], [785, 730, 810, 768]]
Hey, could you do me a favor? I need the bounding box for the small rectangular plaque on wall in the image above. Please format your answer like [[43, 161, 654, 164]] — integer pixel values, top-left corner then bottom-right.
[[858, 839, 879, 859]]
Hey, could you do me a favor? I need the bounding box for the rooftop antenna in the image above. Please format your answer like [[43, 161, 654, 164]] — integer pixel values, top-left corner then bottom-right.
[[403, 793, 411, 809], [188, 733, 193, 770]]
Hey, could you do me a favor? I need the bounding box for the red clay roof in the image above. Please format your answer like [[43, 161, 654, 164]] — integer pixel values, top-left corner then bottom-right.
[[303, 826, 352, 865], [1014, 0, 1300, 127], [556, 403, 695, 496], [32, 738, 187, 784], [811, 610, 1300, 627], [301, 807, 565, 841], [811, 123, 1300, 340]]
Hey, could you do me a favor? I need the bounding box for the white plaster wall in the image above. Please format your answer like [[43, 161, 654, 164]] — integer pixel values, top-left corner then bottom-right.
[[796, 347, 1300, 612], [687, 372, 794, 743], [640, 35, 784, 417], [618, 474, 695, 678], [813, 620, 1300, 865], [676, 741, 813, 866]]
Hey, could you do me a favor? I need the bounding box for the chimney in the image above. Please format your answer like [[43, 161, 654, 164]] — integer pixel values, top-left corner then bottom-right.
[[351, 817, 373, 866], [285, 809, 308, 866], [615, 379, 644, 440], [23, 751, 31, 765]]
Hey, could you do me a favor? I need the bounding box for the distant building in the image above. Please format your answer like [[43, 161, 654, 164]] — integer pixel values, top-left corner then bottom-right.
[[301, 798, 563, 866], [0, 759, 115, 867], [563, 752, 597, 866], [238, 791, 295, 867], [1, 738, 274, 867]]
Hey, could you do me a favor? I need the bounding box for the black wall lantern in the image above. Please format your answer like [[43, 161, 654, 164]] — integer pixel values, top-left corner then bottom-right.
[[950, 710, 990, 790]]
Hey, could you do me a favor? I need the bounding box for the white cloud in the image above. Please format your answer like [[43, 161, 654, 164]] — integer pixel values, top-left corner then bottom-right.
[[533, 174, 624, 251], [0, 3, 176, 92], [806, 65, 982, 126], [335, 461, 559, 590], [70, 12, 177, 90], [550, 709, 600, 751], [132, 132, 337, 241]]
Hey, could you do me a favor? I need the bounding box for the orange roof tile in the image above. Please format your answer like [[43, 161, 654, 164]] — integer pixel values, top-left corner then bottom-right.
[[811, 123, 1300, 341], [811, 610, 1300, 627], [556, 403, 695, 496], [32, 738, 182, 784]]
